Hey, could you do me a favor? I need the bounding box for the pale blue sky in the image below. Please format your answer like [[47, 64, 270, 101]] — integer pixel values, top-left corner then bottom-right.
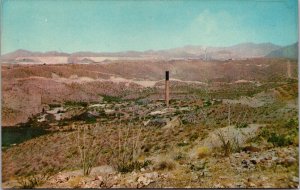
[[1, 0, 298, 54]]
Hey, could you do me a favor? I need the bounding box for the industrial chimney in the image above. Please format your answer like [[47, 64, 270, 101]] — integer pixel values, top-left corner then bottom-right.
[[287, 61, 292, 78], [165, 71, 170, 107]]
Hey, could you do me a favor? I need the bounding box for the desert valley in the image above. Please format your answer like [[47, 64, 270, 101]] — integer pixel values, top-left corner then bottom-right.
[[1, 42, 299, 188]]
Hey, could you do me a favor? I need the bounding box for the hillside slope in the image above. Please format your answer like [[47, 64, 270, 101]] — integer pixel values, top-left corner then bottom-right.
[[266, 43, 298, 60]]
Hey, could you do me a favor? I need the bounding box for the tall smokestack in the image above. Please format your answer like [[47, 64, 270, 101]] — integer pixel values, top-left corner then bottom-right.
[[165, 71, 170, 107], [287, 61, 292, 78]]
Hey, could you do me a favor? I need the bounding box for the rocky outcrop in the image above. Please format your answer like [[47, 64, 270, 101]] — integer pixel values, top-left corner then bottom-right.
[[42, 166, 160, 188], [190, 124, 265, 158]]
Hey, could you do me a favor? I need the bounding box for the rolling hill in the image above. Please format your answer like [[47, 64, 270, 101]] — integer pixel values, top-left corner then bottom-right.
[[266, 43, 298, 60]]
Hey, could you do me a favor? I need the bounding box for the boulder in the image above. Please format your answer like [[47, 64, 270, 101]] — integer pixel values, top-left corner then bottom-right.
[[283, 156, 297, 166], [189, 124, 264, 158], [137, 176, 151, 186], [200, 124, 264, 148], [144, 172, 159, 179]]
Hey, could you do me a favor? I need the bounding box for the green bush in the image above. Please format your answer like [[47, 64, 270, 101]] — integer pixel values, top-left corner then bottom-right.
[[65, 101, 88, 107], [102, 95, 121, 103], [268, 133, 292, 147], [203, 100, 212, 107], [85, 117, 97, 124], [49, 103, 61, 108], [260, 128, 271, 138], [182, 120, 189, 125], [21, 116, 40, 128], [285, 118, 298, 128]]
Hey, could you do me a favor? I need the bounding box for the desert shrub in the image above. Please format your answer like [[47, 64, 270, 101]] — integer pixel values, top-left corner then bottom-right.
[[181, 120, 189, 125], [216, 130, 240, 156], [203, 100, 212, 107], [174, 110, 182, 115], [102, 95, 121, 103], [65, 101, 88, 107], [20, 116, 40, 128], [72, 112, 98, 124], [285, 118, 298, 128], [17, 174, 50, 189], [141, 143, 153, 153], [117, 160, 151, 174], [58, 120, 68, 126], [49, 103, 61, 108], [267, 133, 293, 147], [196, 146, 211, 159], [85, 117, 97, 124], [111, 126, 147, 173], [153, 145, 161, 151], [259, 127, 271, 138], [177, 141, 189, 147], [77, 125, 101, 176], [236, 122, 248, 128], [189, 160, 207, 171], [189, 133, 199, 141], [155, 159, 176, 171], [292, 135, 299, 146], [173, 152, 186, 161]]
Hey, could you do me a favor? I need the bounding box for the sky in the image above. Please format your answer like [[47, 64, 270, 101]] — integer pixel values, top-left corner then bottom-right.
[[1, 0, 299, 54]]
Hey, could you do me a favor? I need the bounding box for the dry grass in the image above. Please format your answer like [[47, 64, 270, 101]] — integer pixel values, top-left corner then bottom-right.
[[215, 129, 241, 156], [17, 173, 50, 189], [154, 158, 176, 171], [196, 146, 212, 159]]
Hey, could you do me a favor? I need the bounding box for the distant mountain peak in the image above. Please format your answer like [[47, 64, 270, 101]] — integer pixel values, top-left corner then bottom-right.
[[266, 42, 298, 60], [1, 42, 298, 61]]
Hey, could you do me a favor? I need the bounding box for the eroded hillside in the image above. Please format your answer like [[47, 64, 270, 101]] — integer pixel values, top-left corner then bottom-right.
[[1, 58, 297, 126]]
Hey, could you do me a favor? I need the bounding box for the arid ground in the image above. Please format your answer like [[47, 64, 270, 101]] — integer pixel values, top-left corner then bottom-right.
[[2, 58, 299, 188]]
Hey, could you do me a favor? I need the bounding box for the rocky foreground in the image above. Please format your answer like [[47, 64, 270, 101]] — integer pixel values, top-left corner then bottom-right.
[[2, 104, 299, 188], [3, 142, 298, 188]]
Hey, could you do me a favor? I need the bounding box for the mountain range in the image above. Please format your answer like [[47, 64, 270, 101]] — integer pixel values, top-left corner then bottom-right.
[[1, 42, 298, 63], [266, 43, 298, 60]]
